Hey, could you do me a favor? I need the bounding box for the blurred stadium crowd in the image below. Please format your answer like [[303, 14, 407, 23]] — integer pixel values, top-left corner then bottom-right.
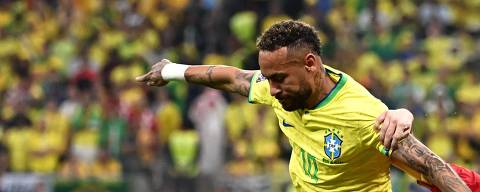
[[0, 0, 479, 191]]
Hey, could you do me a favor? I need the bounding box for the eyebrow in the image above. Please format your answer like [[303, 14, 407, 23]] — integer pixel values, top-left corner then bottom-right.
[[284, 58, 302, 64], [263, 72, 287, 79], [260, 58, 299, 78]]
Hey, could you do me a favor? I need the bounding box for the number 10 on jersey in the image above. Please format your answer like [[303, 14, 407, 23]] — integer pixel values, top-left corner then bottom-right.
[[300, 148, 318, 181]]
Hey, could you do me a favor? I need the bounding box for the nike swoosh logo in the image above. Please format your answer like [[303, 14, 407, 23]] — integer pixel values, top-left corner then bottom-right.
[[282, 119, 293, 127]]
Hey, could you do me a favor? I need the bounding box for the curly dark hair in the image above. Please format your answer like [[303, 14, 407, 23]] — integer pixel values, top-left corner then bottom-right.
[[256, 20, 322, 56]]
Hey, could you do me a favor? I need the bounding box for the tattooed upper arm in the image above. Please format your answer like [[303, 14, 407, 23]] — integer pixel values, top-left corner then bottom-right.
[[233, 70, 255, 97], [391, 134, 470, 192]]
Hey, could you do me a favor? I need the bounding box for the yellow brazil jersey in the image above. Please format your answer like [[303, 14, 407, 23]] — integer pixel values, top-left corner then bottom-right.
[[248, 65, 392, 192]]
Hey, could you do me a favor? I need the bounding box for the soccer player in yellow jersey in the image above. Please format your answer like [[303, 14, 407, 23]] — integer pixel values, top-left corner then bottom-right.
[[136, 20, 470, 191]]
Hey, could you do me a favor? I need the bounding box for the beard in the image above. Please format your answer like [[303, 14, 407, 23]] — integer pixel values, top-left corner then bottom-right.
[[278, 86, 312, 111]]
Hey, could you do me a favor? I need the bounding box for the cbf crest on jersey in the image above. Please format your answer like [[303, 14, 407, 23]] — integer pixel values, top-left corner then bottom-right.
[[324, 129, 343, 160]]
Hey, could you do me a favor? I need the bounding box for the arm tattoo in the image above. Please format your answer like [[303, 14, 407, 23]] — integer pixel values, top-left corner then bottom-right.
[[206, 66, 215, 83], [186, 66, 217, 83], [184, 66, 254, 96], [233, 70, 254, 97], [392, 135, 470, 192]]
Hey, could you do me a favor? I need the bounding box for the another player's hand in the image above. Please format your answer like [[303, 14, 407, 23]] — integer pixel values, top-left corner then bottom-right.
[[135, 59, 171, 86], [375, 108, 413, 150]]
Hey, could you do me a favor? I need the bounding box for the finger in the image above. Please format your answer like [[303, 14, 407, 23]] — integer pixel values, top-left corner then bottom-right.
[[375, 111, 388, 130], [404, 124, 412, 134], [379, 114, 390, 142], [391, 126, 402, 151], [398, 123, 411, 136], [391, 124, 409, 150], [135, 72, 152, 82], [152, 59, 171, 67], [383, 119, 397, 149], [152, 62, 162, 69], [393, 124, 410, 150], [391, 136, 397, 151], [377, 123, 383, 134]]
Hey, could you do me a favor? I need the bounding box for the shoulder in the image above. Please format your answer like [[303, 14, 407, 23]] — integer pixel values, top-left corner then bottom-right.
[[248, 71, 275, 105], [322, 66, 387, 120]]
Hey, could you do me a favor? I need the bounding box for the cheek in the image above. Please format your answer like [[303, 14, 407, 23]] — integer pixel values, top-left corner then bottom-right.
[[287, 76, 307, 89], [280, 81, 302, 95]]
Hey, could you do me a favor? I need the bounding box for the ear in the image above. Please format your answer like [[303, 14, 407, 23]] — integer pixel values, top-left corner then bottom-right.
[[304, 53, 319, 72]]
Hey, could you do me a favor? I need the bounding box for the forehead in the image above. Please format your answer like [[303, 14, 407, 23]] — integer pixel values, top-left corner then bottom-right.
[[258, 47, 289, 74], [259, 47, 288, 64], [258, 47, 305, 77]]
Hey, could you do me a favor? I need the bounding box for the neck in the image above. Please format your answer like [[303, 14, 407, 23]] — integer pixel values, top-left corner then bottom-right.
[[305, 72, 336, 109]]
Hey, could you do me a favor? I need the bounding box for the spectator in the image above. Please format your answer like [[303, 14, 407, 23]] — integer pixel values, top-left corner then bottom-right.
[[90, 149, 122, 182], [3, 110, 32, 172], [57, 152, 90, 181], [167, 125, 199, 192], [0, 143, 9, 177], [28, 116, 63, 174]]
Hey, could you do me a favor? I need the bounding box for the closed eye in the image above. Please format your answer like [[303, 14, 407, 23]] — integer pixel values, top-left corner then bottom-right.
[[267, 73, 287, 83]]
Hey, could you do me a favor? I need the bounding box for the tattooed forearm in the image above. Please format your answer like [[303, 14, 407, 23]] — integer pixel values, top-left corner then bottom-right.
[[233, 70, 254, 96], [392, 134, 470, 192], [184, 65, 254, 96], [186, 66, 218, 83]]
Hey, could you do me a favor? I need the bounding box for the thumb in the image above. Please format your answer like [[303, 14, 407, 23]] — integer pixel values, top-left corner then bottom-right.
[[135, 72, 151, 82], [375, 111, 388, 130]]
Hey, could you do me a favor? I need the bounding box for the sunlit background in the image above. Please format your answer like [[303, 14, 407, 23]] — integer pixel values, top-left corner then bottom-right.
[[0, 0, 479, 191]]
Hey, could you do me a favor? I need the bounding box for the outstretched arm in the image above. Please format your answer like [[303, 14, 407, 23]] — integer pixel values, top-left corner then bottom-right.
[[391, 134, 470, 192], [184, 65, 254, 96], [136, 59, 255, 96]]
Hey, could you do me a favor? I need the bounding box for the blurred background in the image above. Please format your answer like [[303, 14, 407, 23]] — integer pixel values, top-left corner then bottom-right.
[[0, 0, 479, 191]]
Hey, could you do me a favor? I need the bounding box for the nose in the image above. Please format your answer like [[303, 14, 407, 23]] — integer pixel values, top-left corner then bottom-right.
[[269, 82, 281, 97]]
